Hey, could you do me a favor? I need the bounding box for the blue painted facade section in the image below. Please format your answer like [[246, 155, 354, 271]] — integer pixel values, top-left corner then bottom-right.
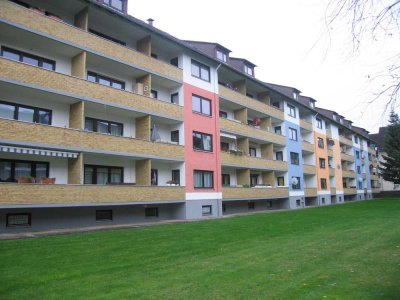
[[285, 121, 304, 191], [364, 149, 372, 190], [353, 146, 363, 190]]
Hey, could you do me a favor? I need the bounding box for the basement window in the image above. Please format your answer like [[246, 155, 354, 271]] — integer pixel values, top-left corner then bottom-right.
[[202, 205, 212, 216], [6, 213, 31, 227], [96, 210, 113, 221], [145, 207, 159, 217]]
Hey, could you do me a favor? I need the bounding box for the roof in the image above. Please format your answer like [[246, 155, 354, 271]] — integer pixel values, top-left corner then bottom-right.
[[183, 40, 232, 53], [265, 83, 301, 98], [229, 57, 257, 67], [370, 127, 387, 150]]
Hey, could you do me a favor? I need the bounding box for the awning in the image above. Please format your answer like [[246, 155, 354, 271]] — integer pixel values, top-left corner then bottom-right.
[[220, 132, 237, 139], [0, 145, 79, 158]]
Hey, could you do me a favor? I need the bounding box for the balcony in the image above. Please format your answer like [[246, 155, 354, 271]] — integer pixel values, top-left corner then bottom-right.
[[368, 147, 376, 155], [326, 130, 332, 139], [329, 168, 335, 176], [0, 1, 182, 82], [303, 164, 316, 175], [0, 184, 185, 206], [221, 152, 288, 171], [222, 187, 289, 200], [302, 141, 315, 153], [328, 149, 334, 157], [304, 188, 318, 197], [219, 85, 284, 120], [0, 118, 184, 160], [342, 170, 356, 178], [371, 174, 379, 180], [372, 188, 380, 194], [219, 118, 286, 145], [341, 152, 355, 162], [300, 119, 313, 131], [339, 136, 353, 147], [0, 58, 183, 120], [344, 188, 357, 195], [330, 188, 336, 195]]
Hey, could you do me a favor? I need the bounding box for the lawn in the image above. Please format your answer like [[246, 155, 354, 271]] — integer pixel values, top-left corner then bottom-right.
[[1, 199, 400, 299]]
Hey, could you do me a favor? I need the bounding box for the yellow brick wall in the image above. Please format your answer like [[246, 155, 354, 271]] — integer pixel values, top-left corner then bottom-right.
[[71, 51, 87, 78], [136, 159, 151, 186], [135, 115, 151, 140], [222, 187, 289, 199], [221, 152, 288, 171], [69, 101, 85, 130], [236, 169, 250, 185], [137, 35, 151, 56], [68, 153, 84, 184], [234, 108, 248, 124], [73, 7, 88, 30]]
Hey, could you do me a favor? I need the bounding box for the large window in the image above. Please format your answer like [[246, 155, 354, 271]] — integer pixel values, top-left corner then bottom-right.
[[222, 174, 230, 186], [192, 95, 212, 116], [277, 176, 285, 186], [319, 158, 326, 169], [0, 159, 49, 183], [287, 104, 296, 117], [316, 118, 323, 129], [191, 60, 210, 82], [1, 46, 55, 71], [0, 101, 51, 125], [194, 170, 213, 189], [87, 71, 125, 90], [193, 131, 213, 152], [85, 117, 123, 136], [84, 165, 123, 184], [292, 177, 301, 190], [171, 130, 179, 143], [320, 178, 327, 190], [290, 152, 299, 165], [289, 127, 298, 141], [249, 147, 257, 157], [6, 213, 31, 227]]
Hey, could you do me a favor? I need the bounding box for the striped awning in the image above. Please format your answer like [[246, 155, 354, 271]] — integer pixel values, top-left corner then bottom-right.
[[220, 132, 237, 139], [0, 145, 79, 158]]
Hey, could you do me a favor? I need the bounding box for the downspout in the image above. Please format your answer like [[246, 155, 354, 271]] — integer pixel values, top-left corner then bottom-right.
[[312, 112, 319, 206], [214, 63, 222, 216]]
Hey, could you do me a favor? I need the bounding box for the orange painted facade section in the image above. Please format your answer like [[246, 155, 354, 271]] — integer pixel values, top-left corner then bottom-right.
[[314, 132, 330, 191], [331, 137, 344, 190]]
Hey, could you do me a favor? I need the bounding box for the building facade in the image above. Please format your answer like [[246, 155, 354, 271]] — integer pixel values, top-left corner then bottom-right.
[[0, 0, 379, 232]]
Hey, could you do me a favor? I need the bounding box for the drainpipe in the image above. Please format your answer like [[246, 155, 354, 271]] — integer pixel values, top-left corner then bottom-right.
[[312, 112, 320, 206], [214, 63, 222, 216]]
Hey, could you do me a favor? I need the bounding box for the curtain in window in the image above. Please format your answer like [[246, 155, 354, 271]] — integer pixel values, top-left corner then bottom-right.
[[0, 103, 15, 119], [203, 172, 213, 188], [110, 123, 122, 136], [202, 135, 211, 151], [36, 163, 47, 182], [97, 167, 108, 184], [110, 168, 122, 183], [194, 171, 202, 188], [15, 162, 31, 179], [0, 161, 11, 182], [97, 121, 109, 134], [84, 166, 94, 184]]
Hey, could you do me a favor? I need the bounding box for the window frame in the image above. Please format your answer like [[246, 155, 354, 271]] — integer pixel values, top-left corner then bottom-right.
[[320, 178, 327, 190], [101, 0, 125, 12], [219, 110, 228, 118], [84, 164, 124, 185], [194, 170, 214, 189], [319, 158, 326, 169], [151, 169, 158, 186], [220, 142, 229, 152], [292, 177, 301, 190], [0, 100, 52, 125], [222, 174, 231, 186], [290, 152, 299, 165], [287, 104, 296, 118], [170, 130, 179, 143], [244, 64, 254, 76], [316, 118, 323, 129], [192, 131, 213, 152], [85, 117, 123, 136], [6, 213, 31, 228], [192, 94, 212, 116], [289, 127, 298, 141], [145, 207, 159, 217], [96, 210, 113, 221], [277, 176, 285, 186], [317, 137, 324, 149], [202, 205, 212, 216], [191, 59, 211, 82], [0, 159, 49, 183], [275, 151, 284, 161], [87, 71, 125, 90], [88, 29, 126, 46], [150, 90, 158, 99], [170, 93, 179, 104], [249, 147, 257, 157], [248, 202, 255, 210], [216, 49, 227, 62], [1, 46, 56, 71], [250, 174, 259, 187]]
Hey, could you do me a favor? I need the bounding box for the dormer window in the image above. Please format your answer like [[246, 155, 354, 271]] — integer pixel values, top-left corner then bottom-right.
[[293, 92, 298, 99], [216, 49, 227, 62], [244, 64, 254, 76], [309, 101, 315, 108], [102, 0, 124, 12]]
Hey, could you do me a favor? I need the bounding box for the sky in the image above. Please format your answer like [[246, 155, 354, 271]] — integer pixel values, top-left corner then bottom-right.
[[128, 0, 400, 133]]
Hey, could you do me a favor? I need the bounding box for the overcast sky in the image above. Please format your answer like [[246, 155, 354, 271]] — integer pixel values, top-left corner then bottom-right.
[[128, 0, 399, 133]]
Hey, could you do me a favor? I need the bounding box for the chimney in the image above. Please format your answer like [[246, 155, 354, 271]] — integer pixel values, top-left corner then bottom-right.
[[147, 18, 154, 26]]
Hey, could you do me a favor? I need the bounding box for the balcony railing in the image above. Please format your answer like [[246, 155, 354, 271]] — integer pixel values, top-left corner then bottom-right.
[[303, 164, 316, 174], [0, 58, 183, 120], [330, 187, 336, 195], [219, 85, 284, 120], [219, 118, 286, 145], [221, 152, 288, 171], [222, 186, 289, 200], [339, 136, 353, 147], [0, 118, 184, 160], [0, 0, 183, 82], [341, 152, 355, 162], [304, 188, 317, 197], [300, 119, 313, 131], [302, 141, 315, 153], [0, 184, 185, 206], [342, 170, 356, 178], [344, 188, 357, 195]]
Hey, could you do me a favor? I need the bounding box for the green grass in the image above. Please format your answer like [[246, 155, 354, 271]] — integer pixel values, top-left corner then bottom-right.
[[1, 199, 400, 299]]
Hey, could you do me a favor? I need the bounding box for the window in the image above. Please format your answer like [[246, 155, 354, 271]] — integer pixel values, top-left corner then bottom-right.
[[289, 128, 298, 141], [356, 151, 360, 159], [219, 110, 228, 118], [250, 174, 259, 187], [145, 207, 158, 217], [0, 101, 51, 125], [216, 49, 227, 62], [317, 137, 324, 149], [221, 142, 229, 152], [191, 59, 210, 82], [276, 151, 283, 161], [102, 0, 124, 11], [88, 29, 126, 46], [244, 64, 254, 76], [194, 170, 213, 189], [0, 159, 49, 183], [287, 104, 296, 117], [296, 199, 301, 207], [321, 198, 325, 204], [151, 169, 158, 186], [248, 202, 255, 210], [249, 147, 257, 157], [1, 46, 55, 71], [272, 101, 281, 109], [267, 201, 273, 208], [202, 205, 212, 216], [319, 158, 326, 169], [246, 93, 254, 98], [171, 93, 179, 104], [150, 90, 158, 99], [358, 182, 363, 190], [290, 152, 299, 165], [172, 169, 180, 185], [354, 136, 359, 144], [357, 166, 361, 174], [170, 57, 179, 67], [85, 117, 123, 136], [222, 174, 230, 186], [84, 165, 123, 184], [192, 95, 212, 116], [193, 131, 213, 152], [316, 118, 323, 129], [171, 130, 179, 143], [151, 53, 158, 59], [292, 177, 301, 190], [6, 213, 31, 227], [222, 203, 226, 212], [277, 177, 285, 186], [321, 178, 327, 190], [87, 71, 125, 90], [275, 126, 282, 135], [96, 210, 112, 221]]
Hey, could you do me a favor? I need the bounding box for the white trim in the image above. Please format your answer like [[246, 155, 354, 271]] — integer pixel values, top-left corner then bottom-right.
[[317, 191, 331, 196], [289, 191, 304, 197], [186, 192, 222, 200]]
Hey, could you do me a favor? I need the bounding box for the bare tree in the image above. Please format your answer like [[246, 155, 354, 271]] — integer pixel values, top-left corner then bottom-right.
[[325, 0, 400, 112]]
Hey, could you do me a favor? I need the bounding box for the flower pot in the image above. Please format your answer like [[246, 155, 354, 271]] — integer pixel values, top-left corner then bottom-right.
[[17, 177, 35, 184], [40, 178, 56, 184]]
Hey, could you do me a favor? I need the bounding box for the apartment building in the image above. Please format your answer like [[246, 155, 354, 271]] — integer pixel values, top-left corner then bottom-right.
[[0, 0, 378, 232]]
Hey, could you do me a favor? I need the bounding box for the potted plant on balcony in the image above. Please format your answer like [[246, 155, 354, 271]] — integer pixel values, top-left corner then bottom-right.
[[40, 177, 56, 184], [17, 177, 35, 184], [166, 180, 178, 186]]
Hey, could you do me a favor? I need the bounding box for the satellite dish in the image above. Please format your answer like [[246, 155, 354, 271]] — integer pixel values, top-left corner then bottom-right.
[[358, 178, 363, 182], [328, 139, 335, 146], [291, 177, 299, 185]]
